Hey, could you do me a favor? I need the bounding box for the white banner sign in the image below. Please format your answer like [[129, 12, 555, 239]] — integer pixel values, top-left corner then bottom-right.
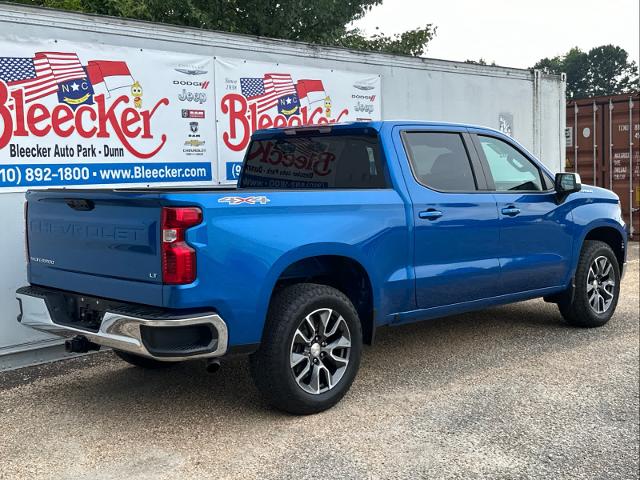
[[0, 37, 216, 192], [214, 57, 381, 183]]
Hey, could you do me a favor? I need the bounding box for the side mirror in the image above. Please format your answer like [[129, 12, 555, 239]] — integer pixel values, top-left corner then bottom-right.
[[554, 172, 581, 202]]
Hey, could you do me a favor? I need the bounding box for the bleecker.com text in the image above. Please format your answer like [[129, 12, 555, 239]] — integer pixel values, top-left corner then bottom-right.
[[9, 144, 125, 158], [0, 81, 169, 159]]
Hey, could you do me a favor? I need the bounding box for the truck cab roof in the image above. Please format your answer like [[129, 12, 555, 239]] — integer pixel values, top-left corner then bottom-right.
[[250, 120, 506, 140]]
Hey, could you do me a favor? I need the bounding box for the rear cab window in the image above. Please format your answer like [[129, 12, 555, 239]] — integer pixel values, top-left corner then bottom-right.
[[239, 132, 389, 189], [402, 132, 478, 192]]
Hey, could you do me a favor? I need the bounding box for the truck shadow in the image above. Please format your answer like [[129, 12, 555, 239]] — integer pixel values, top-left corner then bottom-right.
[[18, 298, 620, 427]]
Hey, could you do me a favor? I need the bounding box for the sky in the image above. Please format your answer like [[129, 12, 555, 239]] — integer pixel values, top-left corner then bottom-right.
[[353, 0, 640, 69]]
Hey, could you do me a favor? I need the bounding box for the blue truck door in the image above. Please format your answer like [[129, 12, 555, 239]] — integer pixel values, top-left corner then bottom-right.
[[470, 133, 574, 294], [395, 127, 501, 309]]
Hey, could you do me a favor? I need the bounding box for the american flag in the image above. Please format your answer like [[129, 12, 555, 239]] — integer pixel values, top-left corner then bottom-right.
[[0, 52, 86, 103], [278, 137, 326, 159], [240, 73, 297, 114]]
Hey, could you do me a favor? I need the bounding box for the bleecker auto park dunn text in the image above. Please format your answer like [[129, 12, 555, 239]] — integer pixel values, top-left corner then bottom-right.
[[9, 144, 125, 158]]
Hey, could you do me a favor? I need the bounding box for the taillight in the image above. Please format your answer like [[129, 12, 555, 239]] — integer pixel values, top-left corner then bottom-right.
[[161, 207, 202, 284]]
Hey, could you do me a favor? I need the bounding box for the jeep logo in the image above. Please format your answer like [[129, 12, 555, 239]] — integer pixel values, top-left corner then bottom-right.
[[178, 89, 207, 104]]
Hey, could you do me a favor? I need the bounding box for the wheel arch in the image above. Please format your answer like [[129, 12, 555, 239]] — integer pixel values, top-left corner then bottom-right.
[[546, 221, 626, 306], [259, 245, 378, 345], [580, 224, 626, 271]]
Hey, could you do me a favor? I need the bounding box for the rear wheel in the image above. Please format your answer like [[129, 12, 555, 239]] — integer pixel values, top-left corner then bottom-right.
[[558, 240, 620, 328], [113, 350, 174, 369], [250, 283, 362, 415]]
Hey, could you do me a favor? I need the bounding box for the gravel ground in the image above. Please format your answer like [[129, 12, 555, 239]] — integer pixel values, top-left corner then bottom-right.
[[1, 244, 638, 480]]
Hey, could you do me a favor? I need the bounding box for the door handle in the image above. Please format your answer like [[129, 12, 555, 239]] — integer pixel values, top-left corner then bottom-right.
[[501, 206, 521, 217], [419, 209, 443, 220]]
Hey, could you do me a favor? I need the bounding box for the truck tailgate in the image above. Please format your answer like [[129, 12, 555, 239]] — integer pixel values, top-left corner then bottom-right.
[[26, 190, 164, 305]]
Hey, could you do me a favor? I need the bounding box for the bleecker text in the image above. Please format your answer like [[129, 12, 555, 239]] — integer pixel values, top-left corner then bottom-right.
[[0, 81, 169, 159], [10, 144, 51, 158], [221, 93, 349, 152], [248, 140, 335, 177]]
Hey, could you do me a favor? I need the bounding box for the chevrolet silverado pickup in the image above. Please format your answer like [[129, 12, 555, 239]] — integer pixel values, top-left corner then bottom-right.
[[17, 121, 627, 414]]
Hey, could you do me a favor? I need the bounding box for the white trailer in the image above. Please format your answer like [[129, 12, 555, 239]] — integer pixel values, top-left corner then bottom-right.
[[0, 3, 566, 369]]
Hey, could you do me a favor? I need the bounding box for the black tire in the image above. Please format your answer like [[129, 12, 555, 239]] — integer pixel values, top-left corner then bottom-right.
[[250, 283, 363, 415], [113, 350, 175, 369], [558, 240, 621, 328]]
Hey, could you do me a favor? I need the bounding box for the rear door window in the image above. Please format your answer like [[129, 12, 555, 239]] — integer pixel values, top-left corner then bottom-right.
[[239, 134, 388, 189], [402, 132, 477, 191]]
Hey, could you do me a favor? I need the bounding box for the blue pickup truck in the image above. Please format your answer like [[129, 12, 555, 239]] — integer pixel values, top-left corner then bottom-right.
[[17, 121, 627, 414]]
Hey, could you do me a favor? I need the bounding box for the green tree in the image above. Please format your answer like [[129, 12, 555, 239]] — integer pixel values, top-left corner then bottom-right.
[[533, 45, 639, 99], [464, 58, 496, 66], [586, 45, 639, 96], [17, 0, 436, 56]]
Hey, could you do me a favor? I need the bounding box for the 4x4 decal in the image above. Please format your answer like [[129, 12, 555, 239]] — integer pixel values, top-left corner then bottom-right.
[[217, 196, 270, 205]]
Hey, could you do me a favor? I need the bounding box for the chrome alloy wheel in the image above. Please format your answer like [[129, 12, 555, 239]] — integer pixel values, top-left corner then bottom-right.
[[587, 255, 616, 314], [289, 308, 351, 395]]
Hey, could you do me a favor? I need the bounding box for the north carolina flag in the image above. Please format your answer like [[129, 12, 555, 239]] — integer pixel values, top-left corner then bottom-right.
[[86, 60, 134, 97], [296, 79, 326, 105]]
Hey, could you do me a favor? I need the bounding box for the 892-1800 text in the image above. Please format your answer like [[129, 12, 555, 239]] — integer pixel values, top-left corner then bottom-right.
[[0, 166, 90, 185]]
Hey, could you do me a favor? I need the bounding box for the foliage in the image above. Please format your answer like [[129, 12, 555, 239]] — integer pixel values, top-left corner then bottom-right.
[[464, 58, 496, 66], [533, 45, 639, 99], [338, 26, 436, 57], [17, 0, 436, 56]]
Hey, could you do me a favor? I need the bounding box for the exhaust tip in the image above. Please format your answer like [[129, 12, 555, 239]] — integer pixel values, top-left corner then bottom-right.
[[205, 359, 221, 374]]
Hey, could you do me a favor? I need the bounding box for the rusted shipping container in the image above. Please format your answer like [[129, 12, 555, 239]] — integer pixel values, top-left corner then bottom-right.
[[566, 93, 640, 239]]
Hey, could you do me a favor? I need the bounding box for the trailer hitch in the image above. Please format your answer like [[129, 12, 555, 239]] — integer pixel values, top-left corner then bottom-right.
[[64, 335, 101, 354]]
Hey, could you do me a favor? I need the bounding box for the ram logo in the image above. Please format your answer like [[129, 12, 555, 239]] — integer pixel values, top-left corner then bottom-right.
[[218, 196, 270, 205]]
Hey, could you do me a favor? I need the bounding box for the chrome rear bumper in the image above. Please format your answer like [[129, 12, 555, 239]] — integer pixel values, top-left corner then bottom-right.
[[16, 289, 228, 361]]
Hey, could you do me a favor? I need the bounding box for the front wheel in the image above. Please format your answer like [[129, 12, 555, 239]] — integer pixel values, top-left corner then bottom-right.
[[559, 240, 621, 328], [250, 283, 362, 415]]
